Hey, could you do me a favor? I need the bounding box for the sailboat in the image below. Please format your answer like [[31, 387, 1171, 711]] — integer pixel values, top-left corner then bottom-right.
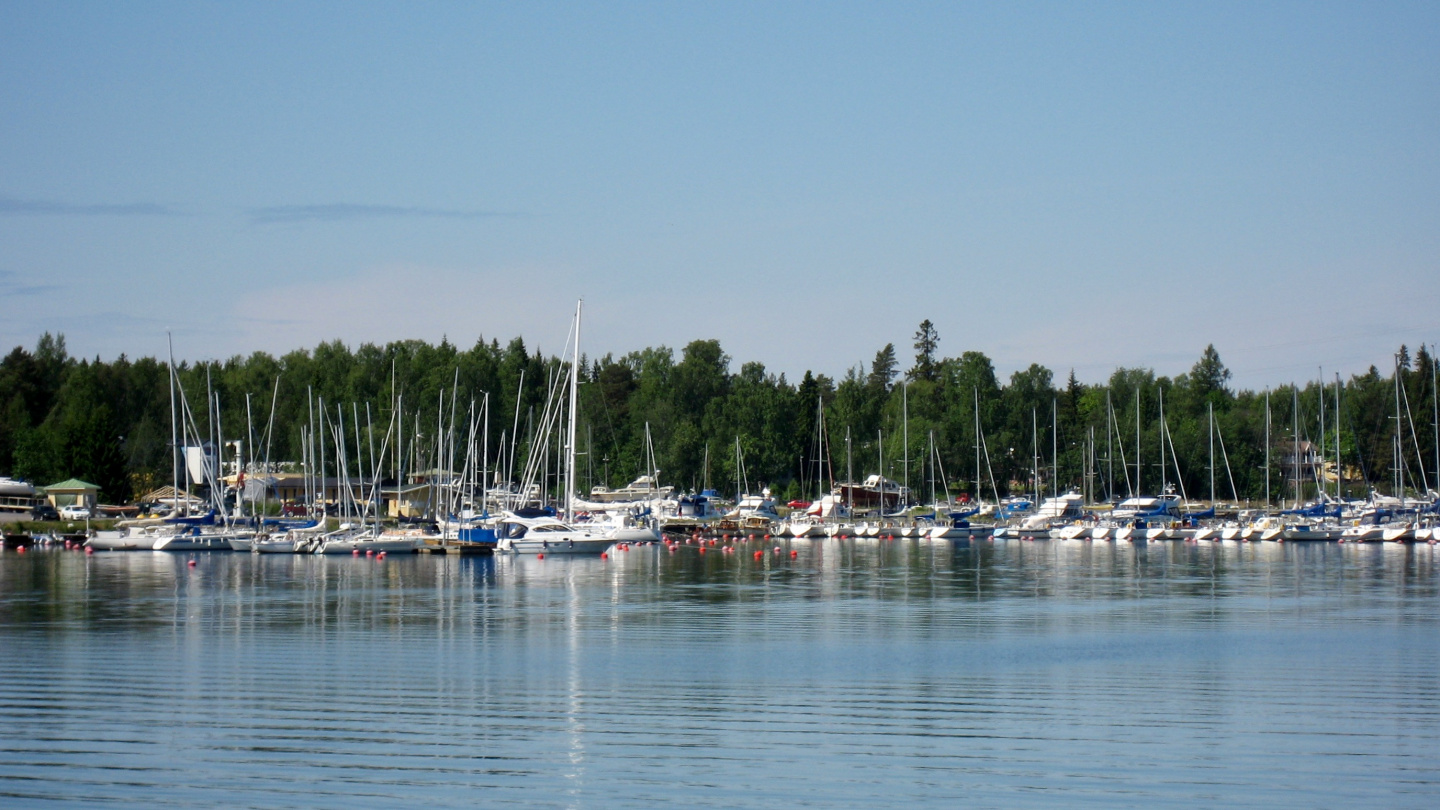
[[497, 301, 614, 555]]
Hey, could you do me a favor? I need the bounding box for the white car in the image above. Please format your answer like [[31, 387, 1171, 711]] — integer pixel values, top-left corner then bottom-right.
[[59, 505, 92, 520]]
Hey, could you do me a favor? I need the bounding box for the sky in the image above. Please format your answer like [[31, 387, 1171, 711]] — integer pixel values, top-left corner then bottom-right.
[[1, 1, 1437, 391]]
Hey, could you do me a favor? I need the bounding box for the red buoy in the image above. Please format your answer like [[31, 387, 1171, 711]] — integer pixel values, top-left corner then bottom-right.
[[85, 547, 94, 555], [366, 549, 375, 557], [753, 550, 763, 559], [600, 552, 608, 560], [790, 550, 798, 558], [773, 546, 781, 553], [698, 547, 706, 555], [353, 549, 360, 556], [537, 553, 545, 560], [377, 551, 386, 559], [188, 559, 196, 567]]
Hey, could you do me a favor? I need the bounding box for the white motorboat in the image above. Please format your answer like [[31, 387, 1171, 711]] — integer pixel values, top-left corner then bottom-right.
[[87, 526, 166, 551], [496, 514, 613, 555]]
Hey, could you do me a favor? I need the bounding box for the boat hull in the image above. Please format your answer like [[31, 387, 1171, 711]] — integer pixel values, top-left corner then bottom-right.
[[508, 537, 613, 555]]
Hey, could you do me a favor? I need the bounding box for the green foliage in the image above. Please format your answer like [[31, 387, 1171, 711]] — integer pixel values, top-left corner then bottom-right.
[[0, 332, 1433, 505], [910, 320, 939, 382]]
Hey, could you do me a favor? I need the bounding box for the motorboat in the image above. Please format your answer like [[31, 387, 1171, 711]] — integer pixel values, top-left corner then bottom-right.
[[492, 513, 612, 554]]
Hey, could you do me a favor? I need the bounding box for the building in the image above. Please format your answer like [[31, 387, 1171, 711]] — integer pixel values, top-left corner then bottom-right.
[[1279, 441, 1323, 486], [41, 478, 101, 510]]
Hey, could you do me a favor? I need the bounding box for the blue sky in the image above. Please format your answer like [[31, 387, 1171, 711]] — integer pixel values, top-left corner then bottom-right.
[[1, 1, 1436, 389]]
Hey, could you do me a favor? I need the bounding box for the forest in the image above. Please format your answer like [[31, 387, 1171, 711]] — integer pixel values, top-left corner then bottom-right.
[[1, 324, 1436, 508]]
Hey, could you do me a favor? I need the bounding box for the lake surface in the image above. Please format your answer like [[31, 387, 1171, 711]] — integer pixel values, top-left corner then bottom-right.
[[2, 538, 1439, 808]]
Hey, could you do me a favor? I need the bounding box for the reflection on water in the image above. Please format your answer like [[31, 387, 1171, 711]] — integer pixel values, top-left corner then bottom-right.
[[2, 540, 1438, 808]]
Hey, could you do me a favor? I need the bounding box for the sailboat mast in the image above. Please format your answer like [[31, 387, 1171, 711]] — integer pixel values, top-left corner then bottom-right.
[[1106, 390, 1114, 501], [1032, 407, 1038, 505], [1293, 386, 1300, 507], [974, 387, 981, 503], [1318, 367, 1325, 500], [1159, 388, 1166, 498], [1265, 389, 1271, 509], [845, 427, 852, 514], [1335, 374, 1342, 501], [929, 430, 936, 507], [565, 301, 581, 522], [166, 332, 179, 515], [1051, 398, 1057, 498], [1135, 389, 1142, 497], [1388, 354, 1399, 504], [1209, 401, 1215, 506], [902, 381, 909, 498], [482, 393, 490, 514]]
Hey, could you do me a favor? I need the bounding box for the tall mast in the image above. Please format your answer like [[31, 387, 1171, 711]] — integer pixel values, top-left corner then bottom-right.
[[1106, 390, 1114, 501], [1318, 367, 1325, 500], [817, 397, 825, 501], [507, 370, 524, 508], [565, 300, 581, 522], [1264, 389, 1271, 509], [1032, 407, 1038, 505], [1208, 401, 1215, 506], [1159, 388, 1166, 498], [974, 387, 981, 503], [1135, 389, 1142, 497], [166, 331, 180, 515], [1051, 398, 1058, 497], [902, 381, 909, 499], [244, 393, 253, 519], [1293, 386, 1300, 507], [1388, 354, 1399, 504], [928, 430, 936, 507], [1335, 374, 1342, 501], [482, 393, 490, 515]]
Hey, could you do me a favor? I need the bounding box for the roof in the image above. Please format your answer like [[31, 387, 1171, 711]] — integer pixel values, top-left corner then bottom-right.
[[43, 478, 101, 491]]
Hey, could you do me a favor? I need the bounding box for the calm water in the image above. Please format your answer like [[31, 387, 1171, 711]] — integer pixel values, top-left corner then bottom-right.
[[2, 539, 1439, 808]]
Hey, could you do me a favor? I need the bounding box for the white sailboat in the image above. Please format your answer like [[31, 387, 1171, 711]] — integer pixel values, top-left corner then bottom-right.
[[498, 301, 614, 555]]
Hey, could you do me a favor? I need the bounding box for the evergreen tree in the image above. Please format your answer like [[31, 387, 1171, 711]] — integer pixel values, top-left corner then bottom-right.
[[868, 344, 897, 389], [911, 320, 939, 382]]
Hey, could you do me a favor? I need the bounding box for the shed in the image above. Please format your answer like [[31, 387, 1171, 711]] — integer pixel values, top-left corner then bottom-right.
[[43, 478, 101, 509]]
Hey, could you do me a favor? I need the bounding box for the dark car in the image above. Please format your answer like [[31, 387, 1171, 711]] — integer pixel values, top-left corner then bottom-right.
[[32, 504, 59, 521]]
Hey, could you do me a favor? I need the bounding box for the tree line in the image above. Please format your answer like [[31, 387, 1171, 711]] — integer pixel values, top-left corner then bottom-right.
[[1, 325, 1436, 507]]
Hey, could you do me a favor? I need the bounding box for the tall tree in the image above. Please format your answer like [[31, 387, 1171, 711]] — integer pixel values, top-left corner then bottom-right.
[[869, 344, 898, 390], [911, 320, 939, 382]]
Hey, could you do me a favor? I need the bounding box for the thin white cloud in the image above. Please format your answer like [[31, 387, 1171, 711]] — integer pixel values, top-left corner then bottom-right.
[[247, 204, 522, 225], [0, 196, 176, 216]]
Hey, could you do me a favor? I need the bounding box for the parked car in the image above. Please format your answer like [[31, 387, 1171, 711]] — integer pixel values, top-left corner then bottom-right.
[[32, 504, 59, 521], [59, 505, 92, 520]]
